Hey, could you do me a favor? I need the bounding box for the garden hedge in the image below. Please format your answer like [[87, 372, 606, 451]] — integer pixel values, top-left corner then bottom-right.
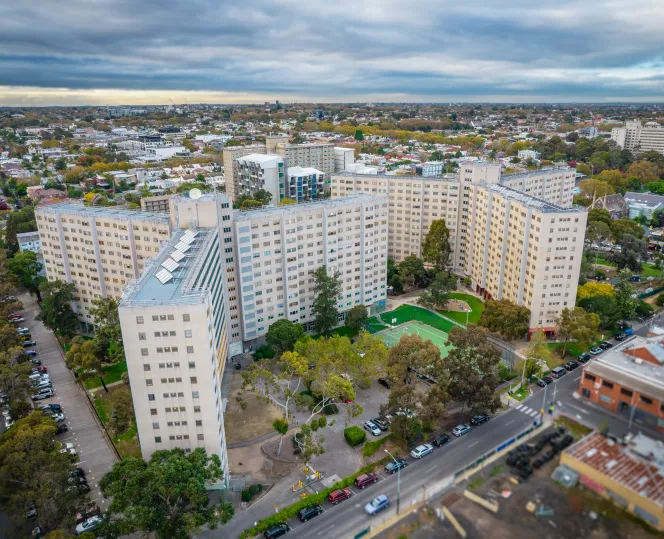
[[344, 426, 366, 446]]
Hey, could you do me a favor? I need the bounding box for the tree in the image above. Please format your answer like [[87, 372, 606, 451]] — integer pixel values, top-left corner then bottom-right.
[[312, 266, 342, 335], [417, 272, 456, 309], [344, 305, 368, 333], [578, 294, 618, 329], [5, 250, 44, 300], [99, 448, 232, 539], [397, 255, 426, 290], [389, 274, 404, 294], [0, 347, 33, 420], [445, 325, 502, 414], [252, 188, 272, 206], [89, 297, 123, 361], [556, 307, 600, 358], [479, 299, 530, 340], [354, 129, 364, 141], [265, 319, 305, 357], [272, 417, 289, 457], [597, 169, 627, 193], [240, 199, 262, 210], [65, 336, 103, 379], [5, 206, 36, 253], [611, 218, 644, 241], [278, 198, 297, 206], [422, 219, 452, 271], [576, 282, 615, 301], [586, 221, 612, 250], [628, 161, 660, 184], [107, 386, 134, 436], [611, 234, 647, 272], [587, 208, 612, 226], [290, 131, 306, 145], [54, 157, 67, 171], [0, 412, 78, 533], [579, 178, 613, 199], [36, 280, 78, 335], [614, 269, 638, 325]]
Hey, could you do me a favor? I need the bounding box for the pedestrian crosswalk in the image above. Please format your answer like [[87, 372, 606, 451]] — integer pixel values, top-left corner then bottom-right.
[[514, 404, 540, 417]]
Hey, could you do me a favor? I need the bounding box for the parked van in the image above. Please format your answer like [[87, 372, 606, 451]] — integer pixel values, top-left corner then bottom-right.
[[551, 367, 567, 378]]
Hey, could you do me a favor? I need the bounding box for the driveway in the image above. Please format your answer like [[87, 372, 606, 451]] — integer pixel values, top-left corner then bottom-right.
[[22, 293, 118, 510]]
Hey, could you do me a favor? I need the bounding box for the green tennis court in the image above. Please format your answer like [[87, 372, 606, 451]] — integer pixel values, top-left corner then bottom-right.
[[375, 320, 454, 359]]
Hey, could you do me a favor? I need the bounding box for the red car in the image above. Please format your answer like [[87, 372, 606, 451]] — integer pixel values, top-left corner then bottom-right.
[[327, 488, 351, 505], [354, 472, 378, 489]]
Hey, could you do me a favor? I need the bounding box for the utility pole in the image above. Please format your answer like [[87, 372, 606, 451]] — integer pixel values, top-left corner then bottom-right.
[[384, 449, 401, 515], [540, 381, 548, 425]]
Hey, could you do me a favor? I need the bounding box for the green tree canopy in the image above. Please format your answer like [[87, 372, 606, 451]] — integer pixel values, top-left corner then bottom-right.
[[556, 307, 600, 358], [36, 280, 78, 335], [479, 299, 530, 340], [5, 250, 43, 300], [312, 266, 342, 335], [417, 272, 456, 310], [5, 207, 36, 254], [344, 304, 368, 333], [422, 219, 452, 271], [614, 268, 638, 324], [611, 218, 644, 241], [265, 319, 305, 356], [398, 255, 426, 290]]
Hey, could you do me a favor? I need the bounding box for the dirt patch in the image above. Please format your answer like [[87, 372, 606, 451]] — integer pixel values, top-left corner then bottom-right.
[[228, 443, 299, 483], [224, 370, 283, 446], [262, 434, 301, 463], [444, 298, 471, 313]]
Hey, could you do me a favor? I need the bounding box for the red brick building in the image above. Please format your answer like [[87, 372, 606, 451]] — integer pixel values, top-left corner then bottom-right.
[[578, 335, 664, 432]]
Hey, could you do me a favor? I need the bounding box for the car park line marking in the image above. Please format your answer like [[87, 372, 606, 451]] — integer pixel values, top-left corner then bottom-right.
[[468, 441, 478, 448]]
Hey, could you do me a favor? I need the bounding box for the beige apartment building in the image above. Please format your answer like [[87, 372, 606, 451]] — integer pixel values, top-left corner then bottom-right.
[[612, 121, 664, 154], [36, 202, 172, 327], [140, 194, 175, 213], [266, 135, 335, 175], [221, 145, 267, 201]]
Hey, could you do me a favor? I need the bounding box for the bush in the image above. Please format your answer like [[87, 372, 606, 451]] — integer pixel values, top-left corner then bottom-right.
[[344, 426, 366, 447], [257, 345, 274, 359], [657, 293, 664, 307], [323, 403, 339, 415], [241, 490, 252, 502], [318, 415, 327, 428], [310, 418, 319, 431]]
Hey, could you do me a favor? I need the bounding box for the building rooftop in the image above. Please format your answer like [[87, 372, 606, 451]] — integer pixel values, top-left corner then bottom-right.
[[332, 171, 458, 183], [565, 433, 664, 506], [287, 166, 324, 176], [16, 231, 40, 240], [120, 228, 215, 307], [482, 183, 583, 214], [36, 201, 170, 223], [234, 193, 386, 221], [624, 192, 664, 205], [584, 335, 664, 400], [236, 153, 282, 164], [500, 166, 572, 182]]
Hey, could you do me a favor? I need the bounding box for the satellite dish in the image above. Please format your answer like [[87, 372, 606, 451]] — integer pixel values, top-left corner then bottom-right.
[[189, 188, 202, 200]]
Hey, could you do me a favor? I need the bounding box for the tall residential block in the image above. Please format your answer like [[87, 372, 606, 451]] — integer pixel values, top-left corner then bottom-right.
[[232, 195, 388, 345], [140, 194, 175, 213], [235, 154, 284, 204], [611, 121, 664, 154], [334, 147, 355, 172], [221, 145, 267, 201], [266, 135, 335, 175], [36, 201, 172, 327], [119, 226, 230, 478], [284, 166, 325, 203]]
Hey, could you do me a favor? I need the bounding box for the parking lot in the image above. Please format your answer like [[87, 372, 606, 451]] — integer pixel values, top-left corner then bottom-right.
[[19, 293, 118, 510]]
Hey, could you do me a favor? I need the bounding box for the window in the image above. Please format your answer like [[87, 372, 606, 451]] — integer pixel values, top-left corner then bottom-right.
[[602, 380, 614, 389], [184, 330, 192, 338], [620, 388, 633, 397], [186, 346, 194, 354], [139, 332, 146, 340], [196, 420, 202, 427], [584, 373, 596, 382], [150, 408, 157, 415], [148, 394, 155, 401], [194, 406, 201, 413], [141, 348, 149, 356], [192, 391, 200, 399], [190, 377, 197, 384], [152, 422, 159, 429], [143, 364, 151, 371], [167, 314, 174, 320], [155, 437, 162, 443], [152, 315, 159, 321], [136, 316, 144, 324], [183, 314, 190, 322], [640, 395, 653, 405], [146, 379, 153, 386], [197, 434, 204, 440], [188, 361, 195, 369]]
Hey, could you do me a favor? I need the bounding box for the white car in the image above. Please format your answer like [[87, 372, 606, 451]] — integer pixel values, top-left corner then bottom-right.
[[60, 443, 77, 456], [17, 327, 29, 333], [363, 421, 382, 437], [410, 443, 434, 459], [76, 515, 102, 535]]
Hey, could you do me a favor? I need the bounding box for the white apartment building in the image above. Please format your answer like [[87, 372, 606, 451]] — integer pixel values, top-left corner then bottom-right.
[[517, 149, 541, 161], [119, 227, 230, 478], [334, 147, 355, 172], [36, 202, 172, 327], [221, 145, 267, 201], [235, 154, 284, 204], [612, 121, 664, 154], [232, 195, 389, 345], [469, 184, 587, 334], [16, 231, 41, 254], [284, 166, 325, 203], [500, 167, 575, 208]]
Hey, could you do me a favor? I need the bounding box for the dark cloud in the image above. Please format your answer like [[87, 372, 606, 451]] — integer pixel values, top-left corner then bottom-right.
[[1, 0, 664, 102]]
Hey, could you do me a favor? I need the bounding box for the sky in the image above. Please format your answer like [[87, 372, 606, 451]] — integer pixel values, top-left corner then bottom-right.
[[2, 0, 664, 106]]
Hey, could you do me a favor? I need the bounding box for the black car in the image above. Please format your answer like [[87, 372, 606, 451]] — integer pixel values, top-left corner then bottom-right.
[[537, 376, 553, 387], [471, 414, 490, 426], [384, 458, 408, 474], [297, 504, 323, 522], [599, 341, 613, 350], [615, 333, 626, 341], [432, 433, 450, 447], [264, 523, 291, 539], [55, 423, 68, 434], [578, 353, 591, 363], [71, 468, 86, 479], [564, 361, 579, 371], [377, 378, 391, 389], [370, 417, 389, 431]]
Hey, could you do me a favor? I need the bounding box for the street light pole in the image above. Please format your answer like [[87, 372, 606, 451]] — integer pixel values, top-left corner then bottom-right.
[[384, 449, 400, 515], [540, 380, 548, 425]]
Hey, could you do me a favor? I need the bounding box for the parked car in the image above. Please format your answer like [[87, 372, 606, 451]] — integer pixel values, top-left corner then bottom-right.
[[471, 414, 490, 426], [432, 433, 451, 447], [26, 351, 38, 357], [578, 353, 591, 363], [75, 515, 102, 535], [589, 347, 603, 355], [410, 443, 434, 459], [624, 328, 634, 336], [25, 504, 37, 520], [615, 333, 626, 341], [564, 361, 579, 371], [21, 334, 33, 341], [599, 341, 613, 350], [327, 487, 351, 505], [22, 340, 36, 347], [7, 313, 22, 320], [384, 458, 408, 474], [365, 494, 389, 515], [31, 388, 53, 400], [363, 421, 382, 437], [60, 443, 77, 456], [16, 327, 29, 333], [452, 424, 472, 437], [12, 318, 25, 324], [537, 377, 553, 387], [355, 472, 379, 489], [55, 423, 68, 435], [263, 523, 291, 539], [550, 367, 567, 379], [67, 483, 90, 495], [297, 504, 323, 522], [370, 417, 389, 431], [75, 504, 100, 525]]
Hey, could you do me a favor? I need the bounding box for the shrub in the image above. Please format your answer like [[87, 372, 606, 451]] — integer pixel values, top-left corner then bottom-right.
[[344, 426, 366, 447], [323, 403, 339, 415], [241, 490, 252, 502], [318, 415, 327, 428], [257, 345, 274, 359], [310, 418, 319, 431], [657, 293, 664, 307]]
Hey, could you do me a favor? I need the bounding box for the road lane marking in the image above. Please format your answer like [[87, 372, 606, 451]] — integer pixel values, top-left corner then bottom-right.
[[574, 376, 581, 381], [317, 525, 335, 536], [566, 403, 590, 415], [468, 441, 478, 448], [516, 404, 523, 410], [505, 420, 515, 426], [529, 410, 539, 417], [423, 465, 439, 474]]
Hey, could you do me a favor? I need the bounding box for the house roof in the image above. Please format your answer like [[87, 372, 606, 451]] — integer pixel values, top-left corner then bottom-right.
[[625, 192, 664, 206]]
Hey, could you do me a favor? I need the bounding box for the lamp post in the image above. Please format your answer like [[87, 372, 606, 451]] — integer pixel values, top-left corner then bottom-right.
[[384, 449, 401, 515], [465, 307, 470, 327]]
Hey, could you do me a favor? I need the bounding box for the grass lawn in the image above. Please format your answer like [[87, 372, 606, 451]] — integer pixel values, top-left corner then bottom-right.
[[509, 386, 530, 402], [436, 293, 485, 325], [93, 395, 111, 423], [378, 304, 458, 334], [92, 387, 141, 458], [364, 316, 389, 333], [82, 361, 128, 390]]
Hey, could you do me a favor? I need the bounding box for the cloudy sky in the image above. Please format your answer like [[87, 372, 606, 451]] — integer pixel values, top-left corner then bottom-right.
[[2, 0, 664, 106]]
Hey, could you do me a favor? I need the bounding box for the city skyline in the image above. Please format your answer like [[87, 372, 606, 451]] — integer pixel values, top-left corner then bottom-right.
[[2, 0, 664, 106]]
